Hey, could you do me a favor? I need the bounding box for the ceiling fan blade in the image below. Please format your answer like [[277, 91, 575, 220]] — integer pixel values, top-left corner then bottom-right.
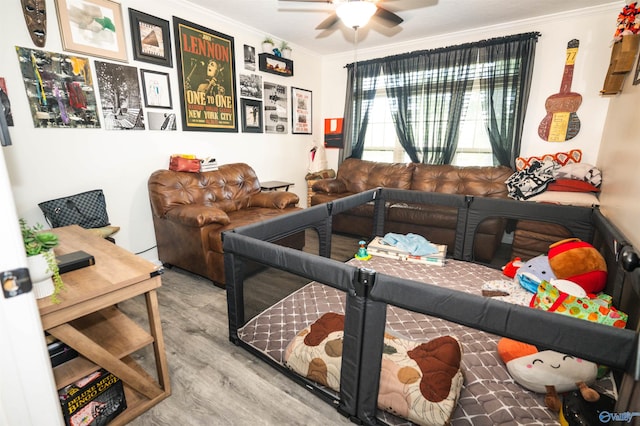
[[278, 0, 331, 2], [374, 6, 403, 26], [316, 13, 340, 30]]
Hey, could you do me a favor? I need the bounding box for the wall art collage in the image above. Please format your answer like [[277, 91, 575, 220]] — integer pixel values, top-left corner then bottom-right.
[[4, 0, 313, 136]]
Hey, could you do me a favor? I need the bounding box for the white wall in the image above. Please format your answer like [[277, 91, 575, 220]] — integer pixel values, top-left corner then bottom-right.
[[597, 67, 640, 249], [0, 0, 323, 261], [319, 4, 619, 168]]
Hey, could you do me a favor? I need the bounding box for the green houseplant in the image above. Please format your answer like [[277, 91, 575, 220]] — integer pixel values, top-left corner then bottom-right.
[[262, 36, 275, 53], [21, 219, 63, 302], [280, 40, 292, 59]]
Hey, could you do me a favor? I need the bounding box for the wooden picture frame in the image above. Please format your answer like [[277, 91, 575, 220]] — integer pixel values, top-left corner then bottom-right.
[[258, 53, 293, 77], [129, 9, 172, 67], [140, 69, 172, 109], [291, 87, 312, 134], [173, 16, 238, 132], [241, 99, 263, 133], [54, 0, 127, 62]]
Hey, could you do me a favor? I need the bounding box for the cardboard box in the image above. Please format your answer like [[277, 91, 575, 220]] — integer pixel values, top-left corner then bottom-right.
[[58, 369, 126, 426]]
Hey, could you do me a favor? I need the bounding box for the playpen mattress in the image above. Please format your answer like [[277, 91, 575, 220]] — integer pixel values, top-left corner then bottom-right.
[[238, 256, 614, 425]]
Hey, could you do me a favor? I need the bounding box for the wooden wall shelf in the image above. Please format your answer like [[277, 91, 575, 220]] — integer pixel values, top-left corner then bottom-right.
[[258, 53, 293, 77]]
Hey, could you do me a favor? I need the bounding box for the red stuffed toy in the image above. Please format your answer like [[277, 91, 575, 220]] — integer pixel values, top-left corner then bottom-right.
[[547, 238, 607, 295]]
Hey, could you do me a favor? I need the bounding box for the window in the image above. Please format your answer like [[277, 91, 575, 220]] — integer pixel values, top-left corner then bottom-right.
[[361, 70, 495, 166]]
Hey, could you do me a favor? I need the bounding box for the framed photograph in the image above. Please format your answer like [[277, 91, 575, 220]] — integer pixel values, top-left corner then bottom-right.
[[140, 69, 172, 109], [239, 73, 262, 99], [259, 53, 293, 77], [95, 60, 145, 130], [129, 9, 172, 67], [291, 87, 312, 134], [241, 99, 263, 133], [54, 0, 127, 62], [244, 44, 256, 71], [173, 16, 238, 132]]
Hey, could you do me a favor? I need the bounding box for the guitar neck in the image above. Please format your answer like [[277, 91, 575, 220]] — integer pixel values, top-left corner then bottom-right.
[[559, 39, 579, 93]]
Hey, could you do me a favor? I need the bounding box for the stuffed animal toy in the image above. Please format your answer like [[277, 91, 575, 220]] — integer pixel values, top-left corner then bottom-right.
[[514, 255, 557, 293], [497, 338, 598, 394], [502, 257, 523, 278], [548, 238, 607, 295]]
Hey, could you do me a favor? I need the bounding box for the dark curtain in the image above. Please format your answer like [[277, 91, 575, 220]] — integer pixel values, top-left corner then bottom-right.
[[383, 47, 478, 164], [341, 61, 381, 161], [342, 32, 540, 166], [478, 33, 539, 168]]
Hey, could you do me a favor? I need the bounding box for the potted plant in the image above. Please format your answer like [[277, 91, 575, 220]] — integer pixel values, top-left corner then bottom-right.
[[280, 41, 292, 59], [262, 36, 275, 54], [21, 219, 63, 302]]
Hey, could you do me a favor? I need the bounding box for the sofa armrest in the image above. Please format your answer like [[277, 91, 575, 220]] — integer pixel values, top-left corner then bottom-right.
[[312, 178, 347, 194], [164, 204, 230, 227], [249, 191, 299, 209]]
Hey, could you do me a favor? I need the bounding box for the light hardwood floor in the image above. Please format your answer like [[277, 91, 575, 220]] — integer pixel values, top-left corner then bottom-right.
[[118, 231, 359, 425]]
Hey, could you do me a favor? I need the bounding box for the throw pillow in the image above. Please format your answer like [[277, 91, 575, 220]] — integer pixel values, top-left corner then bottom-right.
[[547, 179, 600, 193], [515, 149, 582, 171]]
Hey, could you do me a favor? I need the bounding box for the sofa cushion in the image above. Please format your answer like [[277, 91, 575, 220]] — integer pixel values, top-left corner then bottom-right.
[[337, 158, 414, 193], [411, 164, 512, 197]]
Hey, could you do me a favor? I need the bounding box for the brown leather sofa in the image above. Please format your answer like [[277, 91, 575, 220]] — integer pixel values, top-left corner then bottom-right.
[[310, 158, 514, 262], [148, 163, 304, 288]]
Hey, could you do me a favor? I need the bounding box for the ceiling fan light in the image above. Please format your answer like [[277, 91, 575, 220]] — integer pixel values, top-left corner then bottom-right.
[[336, 1, 377, 29]]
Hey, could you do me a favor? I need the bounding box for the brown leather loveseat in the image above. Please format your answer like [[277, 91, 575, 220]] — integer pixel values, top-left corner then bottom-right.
[[310, 158, 514, 262], [148, 163, 304, 288]]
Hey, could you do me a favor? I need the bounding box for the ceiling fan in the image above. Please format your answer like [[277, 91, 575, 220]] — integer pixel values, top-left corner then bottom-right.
[[278, 0, 403, 30]]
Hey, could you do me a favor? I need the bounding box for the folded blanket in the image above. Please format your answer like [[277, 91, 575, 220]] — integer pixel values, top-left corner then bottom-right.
[[382, 233, 440, 256], [284, 312, 463, 426]]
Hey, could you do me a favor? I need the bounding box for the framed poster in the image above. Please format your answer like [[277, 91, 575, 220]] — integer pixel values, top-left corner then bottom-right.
[[291, 87, 312, 134], [129, 9, 172, 67], [263, 81, 287, 134], [54, 0, 127, 62], [241, 99, 263, 133], [173, 16, 238, 132], [140, 69, 172, 109], [15, 46, 101, 128]]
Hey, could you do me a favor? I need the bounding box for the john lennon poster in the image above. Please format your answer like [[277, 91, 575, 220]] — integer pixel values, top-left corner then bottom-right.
[[173, 16, 237, 132]]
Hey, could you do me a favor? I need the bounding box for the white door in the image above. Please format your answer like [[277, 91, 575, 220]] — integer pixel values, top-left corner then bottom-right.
[[0, 145, 63, 425]]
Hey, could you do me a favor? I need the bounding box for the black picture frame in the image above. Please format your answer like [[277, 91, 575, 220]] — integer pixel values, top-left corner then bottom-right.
[[173, 16, 238, 132], [258, 53, 293, 77], [129, 9, 173, 67], [140, 69, 172, 109], [241, 99, 263, 133], [291, 87, 312, 134]]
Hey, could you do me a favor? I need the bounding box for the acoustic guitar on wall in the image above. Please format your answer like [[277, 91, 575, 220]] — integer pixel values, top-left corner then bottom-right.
[[538, 39, 582, 142]]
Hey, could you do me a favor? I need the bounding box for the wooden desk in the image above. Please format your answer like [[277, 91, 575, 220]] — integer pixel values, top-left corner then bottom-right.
[[38, 225, 170, 425], [260, 180, 293, 191]]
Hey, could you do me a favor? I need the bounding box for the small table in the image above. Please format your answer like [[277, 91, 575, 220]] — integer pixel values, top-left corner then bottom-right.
[[38, 225, 170, 425], [260, 180, 294, 191]]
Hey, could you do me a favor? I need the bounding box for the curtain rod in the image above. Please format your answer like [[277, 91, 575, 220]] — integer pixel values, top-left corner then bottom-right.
[[345, 31, 542, 69]]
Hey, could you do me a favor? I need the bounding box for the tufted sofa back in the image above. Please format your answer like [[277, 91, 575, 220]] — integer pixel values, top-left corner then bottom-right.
[[148, 163, 261, 217], [336, 158, 415, 193], [410, 164, 513, 198]]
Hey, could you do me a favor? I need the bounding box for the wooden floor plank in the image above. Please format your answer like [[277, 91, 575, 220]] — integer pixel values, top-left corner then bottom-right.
[[118, 231, 358, 425]]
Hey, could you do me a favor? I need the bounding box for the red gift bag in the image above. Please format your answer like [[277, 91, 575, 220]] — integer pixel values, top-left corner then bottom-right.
[[169, 155, 200, 172]]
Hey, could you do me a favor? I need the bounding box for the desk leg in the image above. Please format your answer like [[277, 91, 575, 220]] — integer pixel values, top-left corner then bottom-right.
[[145, 290, 171, 393], [48, 323, 163, 400]]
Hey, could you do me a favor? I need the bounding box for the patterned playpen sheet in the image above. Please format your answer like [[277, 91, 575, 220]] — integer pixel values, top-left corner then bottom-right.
[[237, 255, 615, 425]]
